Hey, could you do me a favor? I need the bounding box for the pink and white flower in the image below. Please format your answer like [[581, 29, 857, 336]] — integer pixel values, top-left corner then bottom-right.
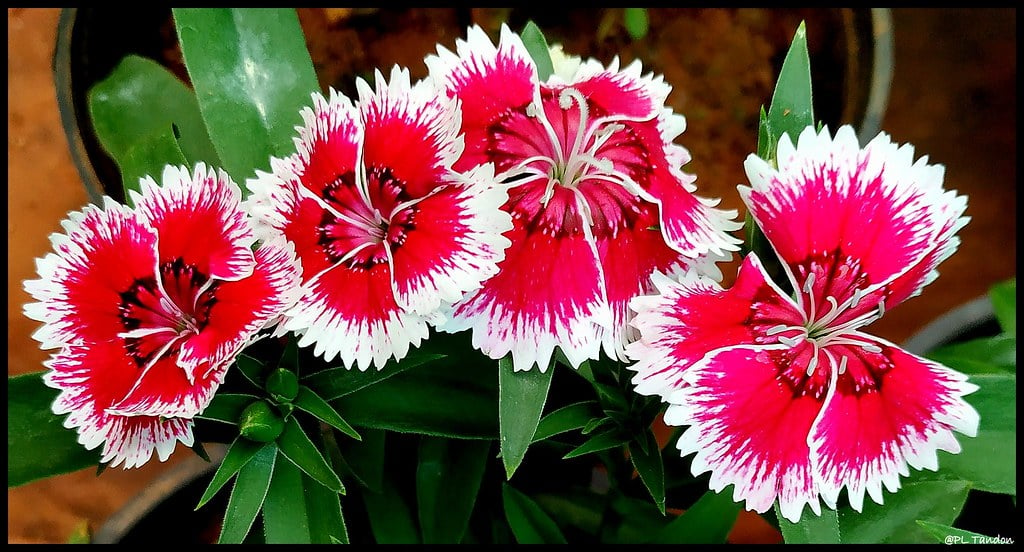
[[246, 67, 513, 370], [426, 25, 742, 372], [627, 125, 978, 522], [24, 164, 301, 468]]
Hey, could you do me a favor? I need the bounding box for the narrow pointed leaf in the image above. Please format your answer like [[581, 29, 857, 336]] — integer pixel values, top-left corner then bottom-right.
[[262, 450, 312, 544], [197, 437, 267, 510], [777, 503, 840, 544], [520, 21, 554, 81], [218, 442, 277, 544], [235, 354, 268, 389], [196, 393, 260, 425], [562, 430, 629, 459], [294, 386, 361, 440], [172, 8, 320, 186], [532, 401, 601, 443], [915, 520, 992, 544], [417, 437, 491, 543], [363, 476, 421, 544], [628, 432, 665, 514], [304, 470, 349, 544], [303, 352, 446, 401], [7, 372, 100, 487], [499, 356, 554, 478], [503, 484, 567, 544], [336, 427, 386, 493], [651, 490, 740, 544], [767, 21, 814, 150], [277, 417, 343, 493], [990, 278, 1016, 336]]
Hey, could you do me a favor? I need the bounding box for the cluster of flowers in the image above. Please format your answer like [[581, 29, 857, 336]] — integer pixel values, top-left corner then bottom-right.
[[24, 24, 977, 523]]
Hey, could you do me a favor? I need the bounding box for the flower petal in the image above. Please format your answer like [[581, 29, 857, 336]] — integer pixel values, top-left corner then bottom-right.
[[442, 183, 610, 372], [391, 164, 512, 316], [664, 345, 829, 523], [425, 24, 537, 173], [44, 344, 195, 469], [740, 125, 968, 318], [132, 163, 256, 282], [24, 198, 158, 349], [627, 253, 804, 398], [809, 337, 980, 512], [177, 236, 302, 375]]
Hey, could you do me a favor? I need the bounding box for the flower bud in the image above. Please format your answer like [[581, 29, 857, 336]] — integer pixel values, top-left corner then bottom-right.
[[266, 367, 299, 404], [238, 400, 284, 442]]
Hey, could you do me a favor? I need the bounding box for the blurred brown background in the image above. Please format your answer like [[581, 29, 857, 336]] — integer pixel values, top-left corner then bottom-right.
[[7, 8, 1016, 543]]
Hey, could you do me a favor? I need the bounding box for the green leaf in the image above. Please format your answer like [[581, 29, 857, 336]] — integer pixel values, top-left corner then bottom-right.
[[502, 484, 568, 544], [335, 427, 386, 493], [622, 8, 649, 40], [766, 21, 814, 155], [293, 386, 361, 440], [533, 491, 605, 536], [990, 278, 1016, 336], [915, 520, 993, 545], [520, 21, 555, 81], [197, 438, 268, 509], [172, 8, 319, 186], [333, 355, 497, 439], [651, 490, 741, 544], [262, 450, 312, 544], [563, 430, 629, 459], [777, 503, 840, 544], [277, 417, 344, 493], [924, 373, 1016, 495], [218, 442, 277, 544], [302, 351, 446, 401], [416, 437, 491, 543], [532, 400, 601, 443], [196, 393, 260, 425], [7, 372, 101, 487], [926, 335, 1016, 374], [755, 105, 772, 161], [87, 54, 220, 198], [235, 354, 268, 389], [114, 126, 189, 202], [499, 356, 554, 477], [628, 432, 665, 514], [363, 476, 421, 544], [303, 470, 349, 544], [837, 480, 970, 544]]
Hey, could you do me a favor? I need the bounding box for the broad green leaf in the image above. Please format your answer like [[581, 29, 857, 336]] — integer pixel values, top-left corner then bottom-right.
[[363, 476, 421, 544], [235, 354, 268, 389], [837, 480, 970, 544], [532, 400, 601, 443], [502, 484, 567, 544], [277, 417, 344, 493], [302, 351, 446, 401], [293, 386, 361, 440], [651, 490, 741, 544], [563, 430, 629, 459], [499, 356, 554, 477], [416, 437, 491, 543], [990, 278, 1016, 336], [622, 8, 649, 40], [336, 427, 386, 493], [333, 355, 497, 439], [520, 21, 554, 81], [915, 520, 992, 544], [197, 438, 268, 509], [628, 432, 666, 514], [925, 373, 1016, 495], [926, 335, 1015, 374], [262, 450, 312, 544], [776, 503, 840, 544], [87, 55, 220, 199], [173, 8, 320, 186], [766, 21, 814, 153], [196, 393, 260, 425], [218, 442, 277, 544], [7, 372, 100, 487], [114, 126, 188, 202]]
